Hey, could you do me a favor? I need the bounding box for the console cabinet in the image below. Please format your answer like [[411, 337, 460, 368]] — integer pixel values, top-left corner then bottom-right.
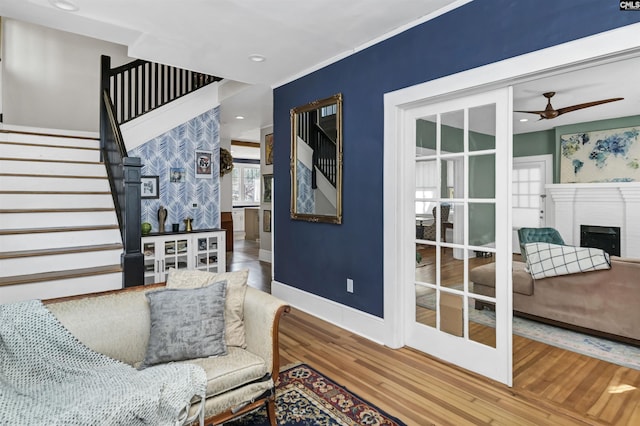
[[142, 229, 226, 284]]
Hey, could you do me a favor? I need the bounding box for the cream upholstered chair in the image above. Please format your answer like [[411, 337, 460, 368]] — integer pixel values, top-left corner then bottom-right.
[[45, 281, 289, 426], [422, 205, 450, 241]]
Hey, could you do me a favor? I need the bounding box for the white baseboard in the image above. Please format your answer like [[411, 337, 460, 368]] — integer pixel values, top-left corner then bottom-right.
[[258, 249, 272, 263], [271, 280, 388, 345]]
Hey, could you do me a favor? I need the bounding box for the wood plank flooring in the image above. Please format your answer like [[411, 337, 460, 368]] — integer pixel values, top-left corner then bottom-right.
[[233, 239, 640, 425]]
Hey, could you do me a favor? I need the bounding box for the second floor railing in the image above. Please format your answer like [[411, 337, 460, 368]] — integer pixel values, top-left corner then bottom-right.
[[102, 55, 223, 125]]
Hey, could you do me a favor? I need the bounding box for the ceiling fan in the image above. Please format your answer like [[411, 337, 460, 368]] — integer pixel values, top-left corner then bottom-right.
[[516, 92, 624, 120]]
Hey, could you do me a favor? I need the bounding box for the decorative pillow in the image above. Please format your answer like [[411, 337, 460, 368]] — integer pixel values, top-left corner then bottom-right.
[[524, 242, 611, 280], [166, 268, 213, 288], [166, 268, 249, 348], [140, 281, 227, 369]]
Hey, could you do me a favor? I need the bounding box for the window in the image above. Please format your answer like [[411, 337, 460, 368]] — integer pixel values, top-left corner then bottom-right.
[[415, 189, 436, 216], [232, 164, 260, 205], [512, 166, 540, 208], [415, 159, 438, 217]]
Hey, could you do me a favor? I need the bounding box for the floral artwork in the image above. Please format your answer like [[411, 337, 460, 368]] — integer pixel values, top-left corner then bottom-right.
[[560, 126, 640, 183]]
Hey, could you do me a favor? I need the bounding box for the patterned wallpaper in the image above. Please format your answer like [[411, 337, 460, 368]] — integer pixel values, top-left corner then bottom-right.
[[296, 160, 314, 213], [129, 107, 220, 232]]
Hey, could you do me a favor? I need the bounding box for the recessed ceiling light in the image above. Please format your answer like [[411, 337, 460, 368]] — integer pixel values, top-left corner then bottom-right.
[[519, 118, 529, 122], [235, 115, 245, 120], [248, 54, 266, 63], [49, 0, 79, 11]]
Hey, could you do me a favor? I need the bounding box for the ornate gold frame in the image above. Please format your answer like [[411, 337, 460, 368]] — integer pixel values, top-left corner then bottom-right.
[[290, 93, 343, 224]]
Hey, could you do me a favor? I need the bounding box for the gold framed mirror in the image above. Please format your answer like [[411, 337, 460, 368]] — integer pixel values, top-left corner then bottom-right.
[[290, 93, 343, 224]]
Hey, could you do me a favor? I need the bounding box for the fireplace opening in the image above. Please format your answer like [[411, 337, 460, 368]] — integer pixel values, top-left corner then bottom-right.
[[580, 225, 621, 256]]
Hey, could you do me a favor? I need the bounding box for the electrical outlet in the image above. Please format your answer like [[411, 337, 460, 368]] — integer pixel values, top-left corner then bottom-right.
[[347, 278, 354, 293]]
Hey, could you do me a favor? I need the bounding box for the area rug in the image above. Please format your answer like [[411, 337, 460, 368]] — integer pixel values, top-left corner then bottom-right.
[[225, 363, 406, 426], [416, 290, 640, 370]]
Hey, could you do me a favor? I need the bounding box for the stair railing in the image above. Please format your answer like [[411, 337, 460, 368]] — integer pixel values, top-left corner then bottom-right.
[[100, 87, 143, 288], [297, 111, 337, 188], [103, 55, 222, 125], [310, 123, 337, 187]]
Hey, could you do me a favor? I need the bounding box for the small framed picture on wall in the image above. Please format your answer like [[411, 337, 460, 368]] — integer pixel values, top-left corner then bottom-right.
[[141, 176, 159, 199], [265, 133, 274, 165], [195, 150, 213, 179], [263, 210, 271, 233], [263, 174, 273, 203], [170, 168, 186, 183]]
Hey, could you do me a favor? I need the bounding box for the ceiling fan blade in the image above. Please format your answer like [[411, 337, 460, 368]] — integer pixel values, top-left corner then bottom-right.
[[556, 97, 623, 116], [514, 110, 548, 115]]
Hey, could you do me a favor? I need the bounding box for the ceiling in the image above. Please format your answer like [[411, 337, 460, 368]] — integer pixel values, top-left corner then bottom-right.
[[0, 0, 464, 140], [512, 56, 640, 135], [2, 0, 639, 140]]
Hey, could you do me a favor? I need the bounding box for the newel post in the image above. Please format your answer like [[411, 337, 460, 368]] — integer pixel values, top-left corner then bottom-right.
[[122, 157, 144, 287]]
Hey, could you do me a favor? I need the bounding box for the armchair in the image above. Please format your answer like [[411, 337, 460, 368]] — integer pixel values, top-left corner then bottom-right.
[[517, 227, 565, 261], [422, 205, 451, 241]]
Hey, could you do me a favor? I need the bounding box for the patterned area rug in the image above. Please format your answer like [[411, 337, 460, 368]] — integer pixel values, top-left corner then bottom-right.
[[226, 363, 406, 426], [416, 290, 640, 370]]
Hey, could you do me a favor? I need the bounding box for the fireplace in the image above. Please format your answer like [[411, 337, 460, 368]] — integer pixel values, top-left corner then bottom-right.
[[546, 183, 640, 258], [580, 225, 621, 256]]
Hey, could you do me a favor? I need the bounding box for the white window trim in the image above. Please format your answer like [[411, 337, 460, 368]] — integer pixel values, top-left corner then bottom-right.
[[232, 163, 261, 206]]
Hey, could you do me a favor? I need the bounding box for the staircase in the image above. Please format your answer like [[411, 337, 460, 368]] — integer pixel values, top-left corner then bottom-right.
[[0, 127, 124, 303]]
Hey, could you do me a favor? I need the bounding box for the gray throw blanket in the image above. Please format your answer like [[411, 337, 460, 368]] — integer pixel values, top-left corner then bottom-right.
[[0, 299, 207, 425]]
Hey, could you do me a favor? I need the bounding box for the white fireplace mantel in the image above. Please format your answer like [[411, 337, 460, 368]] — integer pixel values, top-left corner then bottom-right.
[[546, 183, 640, 258]]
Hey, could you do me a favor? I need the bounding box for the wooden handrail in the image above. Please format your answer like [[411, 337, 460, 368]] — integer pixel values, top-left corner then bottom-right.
[[102, 90, 127, 159]]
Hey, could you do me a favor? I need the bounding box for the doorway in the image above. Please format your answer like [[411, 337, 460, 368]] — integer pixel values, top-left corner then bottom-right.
[[384, 24, 640, 386], [512, 155, 552, 253]]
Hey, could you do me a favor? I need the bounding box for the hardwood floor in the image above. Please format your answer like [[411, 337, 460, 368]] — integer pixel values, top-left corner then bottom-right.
[[279, 310, 640, 425], [226, 235, 271, 293], [233, 240, 640, 425]]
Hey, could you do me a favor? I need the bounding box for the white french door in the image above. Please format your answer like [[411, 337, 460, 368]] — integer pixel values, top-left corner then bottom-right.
[[408, 87, 513, 386], [512, 155, 552, 252]]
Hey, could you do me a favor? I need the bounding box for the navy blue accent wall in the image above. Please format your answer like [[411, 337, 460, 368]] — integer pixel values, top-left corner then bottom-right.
[[273, 0, 640, 317]]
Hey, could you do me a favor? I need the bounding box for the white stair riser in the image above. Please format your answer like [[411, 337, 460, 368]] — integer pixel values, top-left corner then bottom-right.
[[0, 144, 99, 162], [0, 193, 114, 209], [1, 249, 122, 276], [1, 211, 118, 229], [0, 273, 122, 304], [0, 229, 122, 251], [1, 176, 110, 192], [0, 160, 106, 177], [0, 133, 99, 148]]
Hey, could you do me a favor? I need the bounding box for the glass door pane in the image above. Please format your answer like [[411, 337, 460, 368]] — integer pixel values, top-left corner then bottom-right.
[[406, 87, 512, 386]]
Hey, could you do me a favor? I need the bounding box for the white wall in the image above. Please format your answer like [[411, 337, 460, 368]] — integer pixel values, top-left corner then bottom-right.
[[2, 19, 131, 132], [220, 136, 233, 213]]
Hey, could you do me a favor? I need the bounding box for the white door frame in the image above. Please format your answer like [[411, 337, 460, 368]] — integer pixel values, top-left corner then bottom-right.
[[382, 24, 640, 352]]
